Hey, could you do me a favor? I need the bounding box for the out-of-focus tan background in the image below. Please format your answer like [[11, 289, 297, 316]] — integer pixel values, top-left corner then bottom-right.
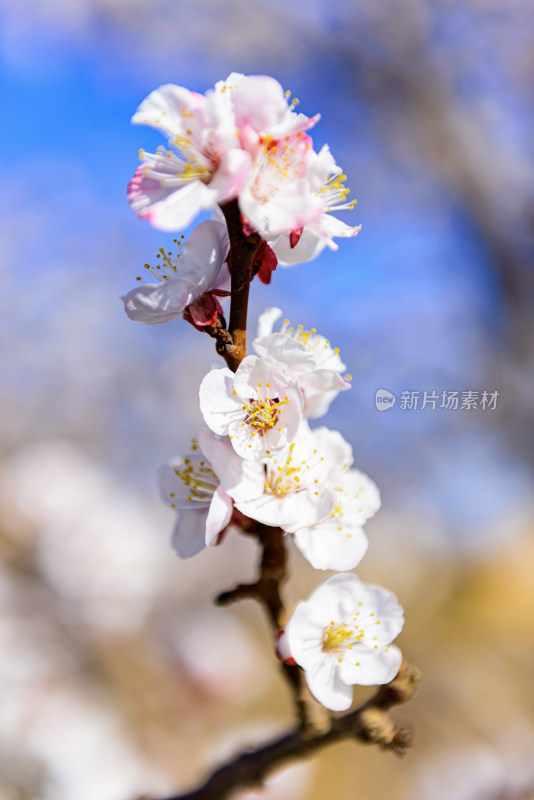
[[1, 1, 534, 798]]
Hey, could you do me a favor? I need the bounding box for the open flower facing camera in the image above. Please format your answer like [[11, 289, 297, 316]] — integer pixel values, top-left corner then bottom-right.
[[123, 72, 419, 800]]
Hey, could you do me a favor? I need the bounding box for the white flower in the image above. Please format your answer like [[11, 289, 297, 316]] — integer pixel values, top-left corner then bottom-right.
[[291, 468, 380, 571], [269, 145, 361, 265], [128, 74, 319, 233], [199, 355, 303, 461], [158, 439, 233, 558], [238, 131, 325, 239], [284, 573, 404, 711], [128, 82, 250, 231], [199, 423, 351, 532], [122, 220, 230, 325], [253, 308, 350, 418]]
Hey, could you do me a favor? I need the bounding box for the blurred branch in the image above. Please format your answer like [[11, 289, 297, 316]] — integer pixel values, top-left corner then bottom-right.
[[152, 662, 420, 800]]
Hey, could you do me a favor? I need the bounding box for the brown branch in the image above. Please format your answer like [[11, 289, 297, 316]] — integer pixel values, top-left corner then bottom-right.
[[153, 661, 420, 800], [215, 524, 320, 730], [217, 200, 261, 372]]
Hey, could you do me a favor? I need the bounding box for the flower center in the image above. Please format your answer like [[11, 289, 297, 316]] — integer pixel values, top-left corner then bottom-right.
[[243, 396, 289, 435], [135, 239, 185, 283], [173, 456, 218, 503], [280, 319, 341, 359], [317, 171, 356, 212], [322, 621, 364, 653]]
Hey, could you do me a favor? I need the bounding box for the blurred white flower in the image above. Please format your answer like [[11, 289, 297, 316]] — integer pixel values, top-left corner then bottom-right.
[[1, 440, 167, 632], [158, 440, 233, 559]]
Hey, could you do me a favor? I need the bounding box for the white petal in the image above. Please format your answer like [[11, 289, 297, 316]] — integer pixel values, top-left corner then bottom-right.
[[205, 486, 233, 546], [132, 84, 205, 140], [198, 427, 264, 500], [199, 368, 241, 435], [122, 278, 195, 324], [270, 225, 325, 266], [305, 655, 354, 711], [300, 369, 350, 418], [170, 508, 209, 559], [256, 307, 283, 340], [358, 584, 405, 644], [302, 573, 363, 626], [338, 645, 403, 687], [292, 523, 368, 571], [158, 455, 214, 507], [142, 179, 218, 232], [253, 333, 316, 375], [180, 220, 229, 287]]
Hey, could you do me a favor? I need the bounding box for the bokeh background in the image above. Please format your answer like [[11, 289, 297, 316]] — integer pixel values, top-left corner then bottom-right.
[[1, 1, 534, 798]]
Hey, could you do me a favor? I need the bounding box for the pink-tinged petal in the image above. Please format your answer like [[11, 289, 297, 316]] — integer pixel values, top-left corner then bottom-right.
[[122, 278, 196, 324], [205, 486, 233, 546], [228, 74, 289, 132], [306, 656, 354, 711], [127, 165, 177, 218], [170, 508, 209, 559], [292, 523, 368, 571], [240, 178, 324, 239], [299, 369, 350, 419], [338, 646, 403, 687], [132, 84, 206, 140], [199, 368, 242, 435], [187, 293, 220, 326], [269, 112, 321, 139], [209, 148, 252, 204]]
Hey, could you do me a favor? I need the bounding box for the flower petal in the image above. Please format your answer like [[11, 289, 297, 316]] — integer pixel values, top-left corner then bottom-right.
[[205, 486, 233, 546], [122, 278, 196, 324], [338, 645, 403, 687], [292, 523, 368, 571], [170, 508, 209, 559]]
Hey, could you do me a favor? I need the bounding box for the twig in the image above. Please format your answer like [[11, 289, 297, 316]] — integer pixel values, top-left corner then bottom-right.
[[153, 662, 420, 800], [216, 524, 319, 730], [218, 200, 261, 372]]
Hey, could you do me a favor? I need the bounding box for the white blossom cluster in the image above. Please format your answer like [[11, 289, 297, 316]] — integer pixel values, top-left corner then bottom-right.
[[124, 74, 404, 711]]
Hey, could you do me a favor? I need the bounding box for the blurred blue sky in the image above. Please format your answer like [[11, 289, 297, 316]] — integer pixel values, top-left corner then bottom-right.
[[1, 0, 533, 543]]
